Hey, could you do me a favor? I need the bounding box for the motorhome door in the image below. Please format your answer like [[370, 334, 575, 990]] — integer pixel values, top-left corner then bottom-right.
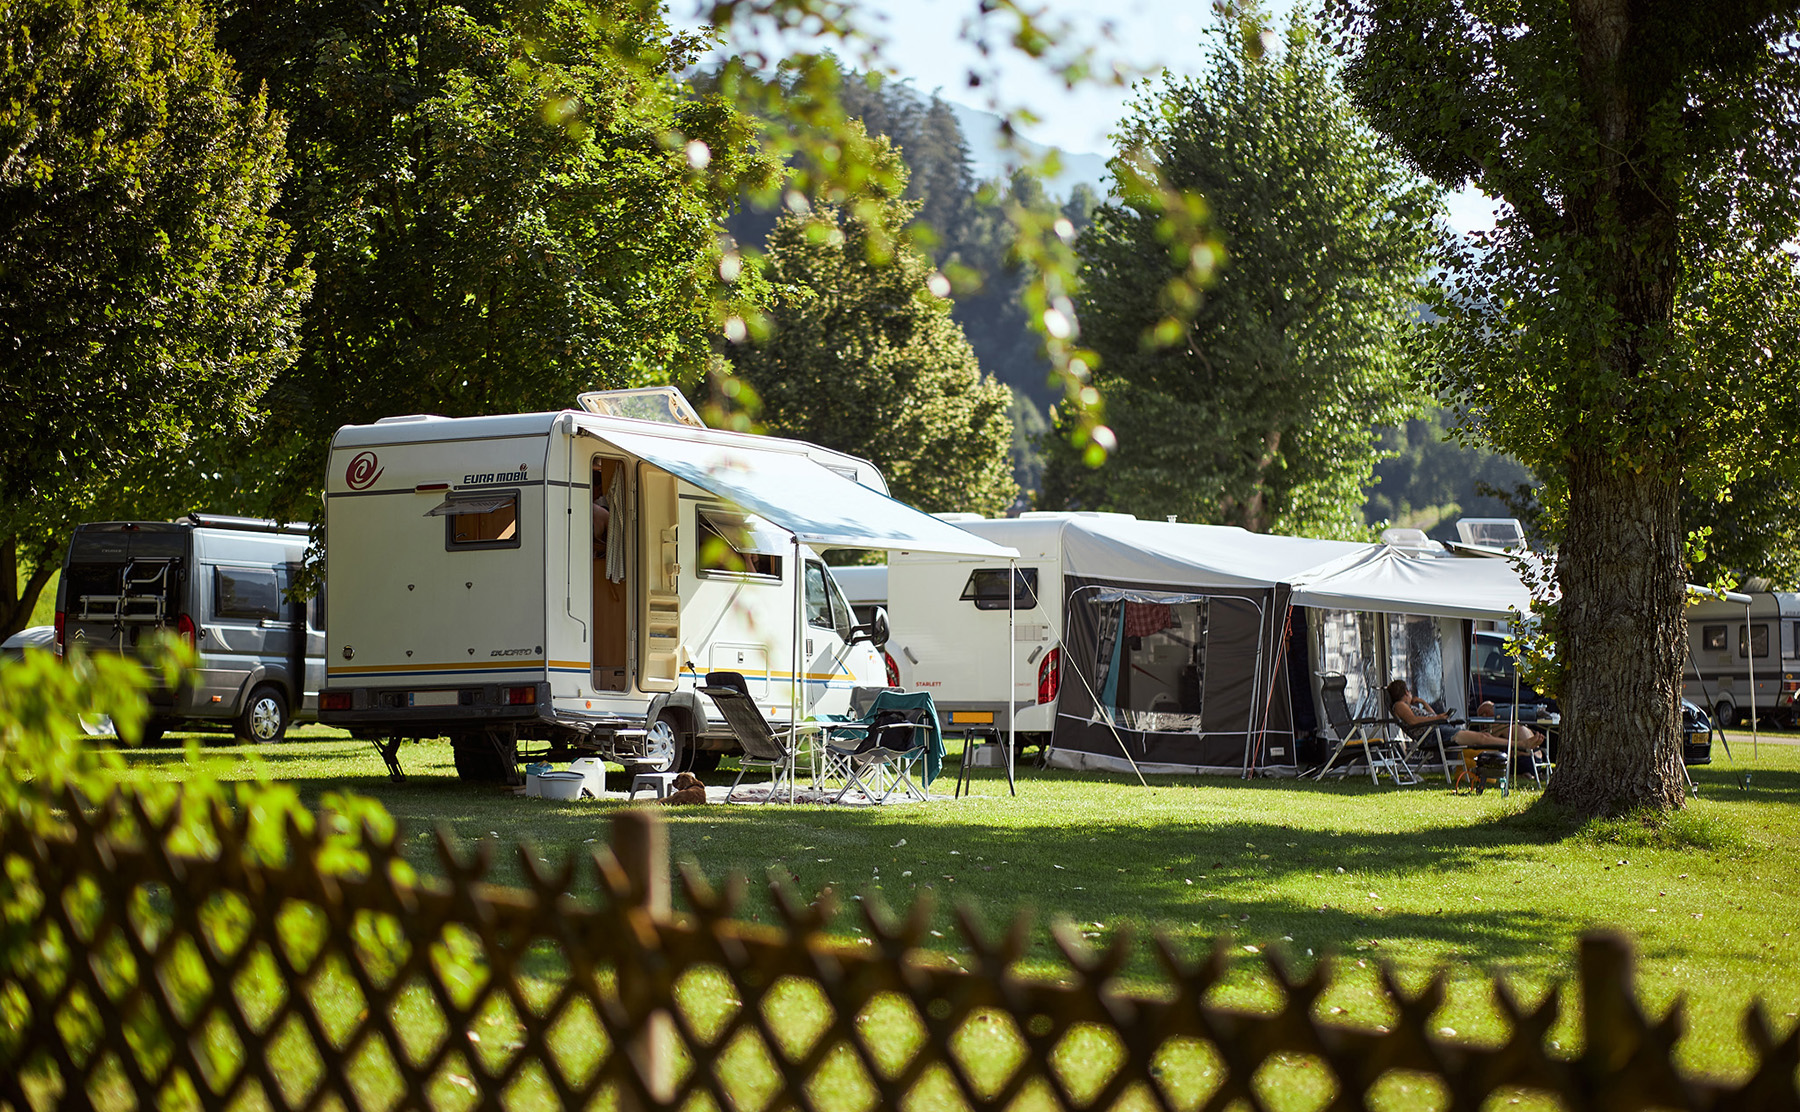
[[637, 462, 681, 692]]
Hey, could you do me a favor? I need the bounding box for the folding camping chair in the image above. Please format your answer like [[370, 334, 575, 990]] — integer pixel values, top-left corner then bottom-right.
[[1312, 673, 1415, 785], [1388, 693, 1465, 785], [823, 690, 944, 805], [699, 672, 819, 803]]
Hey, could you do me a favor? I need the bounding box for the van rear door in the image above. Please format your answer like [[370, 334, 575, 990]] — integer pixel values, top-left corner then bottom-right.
[[60, 524, 190, 656]]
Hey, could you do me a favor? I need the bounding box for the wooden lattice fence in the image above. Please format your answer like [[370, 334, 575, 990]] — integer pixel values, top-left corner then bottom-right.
[[1, 792, 1797, 1111]]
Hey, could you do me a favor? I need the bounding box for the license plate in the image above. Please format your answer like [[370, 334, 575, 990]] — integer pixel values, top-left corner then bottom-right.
[[408, 690, 458, 707], [949, 711, 994, 724]]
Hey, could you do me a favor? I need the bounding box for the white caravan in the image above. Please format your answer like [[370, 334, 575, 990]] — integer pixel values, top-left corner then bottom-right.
[[886, 512, 1535, 775], [319, 388, 1014, 782], [1684, 590, 1800, 727]]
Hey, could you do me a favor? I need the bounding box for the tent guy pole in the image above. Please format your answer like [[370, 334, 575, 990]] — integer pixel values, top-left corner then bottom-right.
[[1007, 556, 1018, 796], [1505, 664, 1519, 798], [1745, 599, 1759, 763], [790, 534, 802, 803]]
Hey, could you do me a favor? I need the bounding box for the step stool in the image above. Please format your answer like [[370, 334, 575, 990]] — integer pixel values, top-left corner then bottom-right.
[[629, 771, 678, 801]]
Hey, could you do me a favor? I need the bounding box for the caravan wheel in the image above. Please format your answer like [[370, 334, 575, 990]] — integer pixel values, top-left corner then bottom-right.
[[1714, 701, 1738, 729], [643, 713, 688, 773], [453, 732, 521, 785]]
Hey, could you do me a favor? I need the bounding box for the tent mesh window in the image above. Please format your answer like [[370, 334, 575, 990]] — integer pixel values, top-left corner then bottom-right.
[[1389, 614, 1444, 706]]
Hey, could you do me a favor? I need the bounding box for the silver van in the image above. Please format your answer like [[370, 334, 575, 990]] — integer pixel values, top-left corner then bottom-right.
[[55, 514, 323, 743]]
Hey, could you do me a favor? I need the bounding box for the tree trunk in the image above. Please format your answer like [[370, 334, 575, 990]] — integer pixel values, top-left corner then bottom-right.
[[1546, 453, 1688, 816], [1, 534, 60, 640]]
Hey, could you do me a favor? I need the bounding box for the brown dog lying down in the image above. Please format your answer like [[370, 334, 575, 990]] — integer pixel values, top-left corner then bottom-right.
[[659, 772, 708, 805]]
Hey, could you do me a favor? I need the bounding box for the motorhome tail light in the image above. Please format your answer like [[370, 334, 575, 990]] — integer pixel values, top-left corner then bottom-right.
[[176, 613, 197, 650], [1783, 676, 1800, 698], [883, 650, 900, 688], [1037, 647, 1061, 704], [320, 691, 352, 712], [502, 685, 537, 706], [53, 610, 65, 657]]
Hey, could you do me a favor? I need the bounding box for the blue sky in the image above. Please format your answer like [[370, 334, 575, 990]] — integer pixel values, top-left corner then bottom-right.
[[671, 0, 1498, 232]]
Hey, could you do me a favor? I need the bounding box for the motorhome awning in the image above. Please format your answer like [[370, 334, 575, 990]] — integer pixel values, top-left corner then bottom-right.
[[1289, 546, 1535, 621], [581, 425, 1019, 559]]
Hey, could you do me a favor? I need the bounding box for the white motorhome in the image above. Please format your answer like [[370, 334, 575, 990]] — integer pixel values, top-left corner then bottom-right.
[[320, 388, 1012, 782], [1684, 591, 1800, 727]]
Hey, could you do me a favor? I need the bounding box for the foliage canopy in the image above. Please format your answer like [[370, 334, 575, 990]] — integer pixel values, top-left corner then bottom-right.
[[1045, 5, 1442, 536]]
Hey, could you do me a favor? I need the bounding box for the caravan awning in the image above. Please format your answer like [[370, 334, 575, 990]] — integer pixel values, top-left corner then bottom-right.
[[581, 425, 1019, 559], [1289, 546, 1535, 621]]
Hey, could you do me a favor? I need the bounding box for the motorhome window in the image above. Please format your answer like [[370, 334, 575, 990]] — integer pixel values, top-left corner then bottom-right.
[[804, 563, 836, 631], [215, 567, 280, 620], [959, 568, 1039, 610], [429, 492, 520, 549], [1739, 623, 1770, 658], [696, 509, 782, 579], [1702, 624, 1728, 652]]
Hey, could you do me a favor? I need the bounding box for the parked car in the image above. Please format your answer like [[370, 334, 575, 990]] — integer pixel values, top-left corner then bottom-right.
[[1, 625, 54, 661], [56, 514, 323, 744]]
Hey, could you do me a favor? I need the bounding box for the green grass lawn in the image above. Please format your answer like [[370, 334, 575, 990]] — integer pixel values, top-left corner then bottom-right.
[[106, 724, 1800, 1084]]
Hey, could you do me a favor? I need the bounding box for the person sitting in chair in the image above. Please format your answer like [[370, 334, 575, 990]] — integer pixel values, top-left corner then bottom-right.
[[1386, 680, 1495, 750]]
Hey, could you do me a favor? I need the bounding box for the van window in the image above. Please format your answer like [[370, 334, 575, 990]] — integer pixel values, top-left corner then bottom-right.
[[1702, 624, 1728, 652], [697, 509, 783, 579], [959, 567, 1039, 610], [1739, 623, 1770, 659], [803, 562, 853, 640], [429, 492, 520, 549], [215, 567, 280, 620], [804, 563, 834, 631]]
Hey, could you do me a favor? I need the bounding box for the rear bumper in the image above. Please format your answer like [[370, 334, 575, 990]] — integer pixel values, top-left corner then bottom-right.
[[320, 681, 551, 735]]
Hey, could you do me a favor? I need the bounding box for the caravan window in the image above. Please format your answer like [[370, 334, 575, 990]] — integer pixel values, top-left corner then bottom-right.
[[1739, 623, 1770, 659], [214, 567, 281, 621], [1702, 624, 1728, 652], [696, 509, 783, 580], [959, 568, 1039, 610], [430, 492, 520, 550]]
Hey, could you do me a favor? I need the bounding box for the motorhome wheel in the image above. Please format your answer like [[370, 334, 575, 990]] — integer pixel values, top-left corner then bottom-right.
[[688, 749, 721, 774], [236, 685, 289, 743], [644, 712, 688, 773], [1714, 701, 1737, 729], [139, 718, 170, 747]]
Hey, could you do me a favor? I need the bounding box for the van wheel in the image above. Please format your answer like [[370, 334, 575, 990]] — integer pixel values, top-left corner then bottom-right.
[[643, 712, 688, 773], [138, 718, 171, 747], [1714, 701, 1737, 729], [454, 732, 521, 785], [236, 686, 289, 743]]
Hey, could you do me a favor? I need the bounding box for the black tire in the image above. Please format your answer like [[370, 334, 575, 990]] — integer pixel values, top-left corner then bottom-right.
[[235, 685, 289, 743], [453, 732, 521, 785], [687, 748, 721, 774], [642, 711, 689, 773], [1714, 701, 1737, 729], [138, 719, 170, 747]]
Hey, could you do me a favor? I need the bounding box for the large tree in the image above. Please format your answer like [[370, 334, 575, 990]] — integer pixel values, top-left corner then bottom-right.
[[0, 0, 308, 636], [216, 0, 773, 523], [1044, 4, 1442, 536], [726, 136, 1017, 517], [1331, 0, 1800, 815]]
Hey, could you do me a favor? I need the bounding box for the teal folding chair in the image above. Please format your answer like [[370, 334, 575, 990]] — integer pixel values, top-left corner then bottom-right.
[[823, 690, 945, 804]]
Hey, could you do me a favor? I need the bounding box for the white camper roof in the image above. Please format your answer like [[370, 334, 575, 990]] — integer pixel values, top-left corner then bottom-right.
[[332, 409, 1017, 559], [1054, 516, 1370, 590], [1290, 545, 1535, 621]]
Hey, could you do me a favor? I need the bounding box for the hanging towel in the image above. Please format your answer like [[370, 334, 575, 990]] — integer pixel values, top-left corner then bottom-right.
[[606, 466, 628, 583]]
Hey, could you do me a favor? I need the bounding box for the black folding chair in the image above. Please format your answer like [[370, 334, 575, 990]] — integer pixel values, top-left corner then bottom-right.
[[1312, 673, 1411, 784], [699, 671, 818, 804]]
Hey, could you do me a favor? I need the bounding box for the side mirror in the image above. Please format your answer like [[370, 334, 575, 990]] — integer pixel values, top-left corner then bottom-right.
[[850, 606, 890, 649]]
